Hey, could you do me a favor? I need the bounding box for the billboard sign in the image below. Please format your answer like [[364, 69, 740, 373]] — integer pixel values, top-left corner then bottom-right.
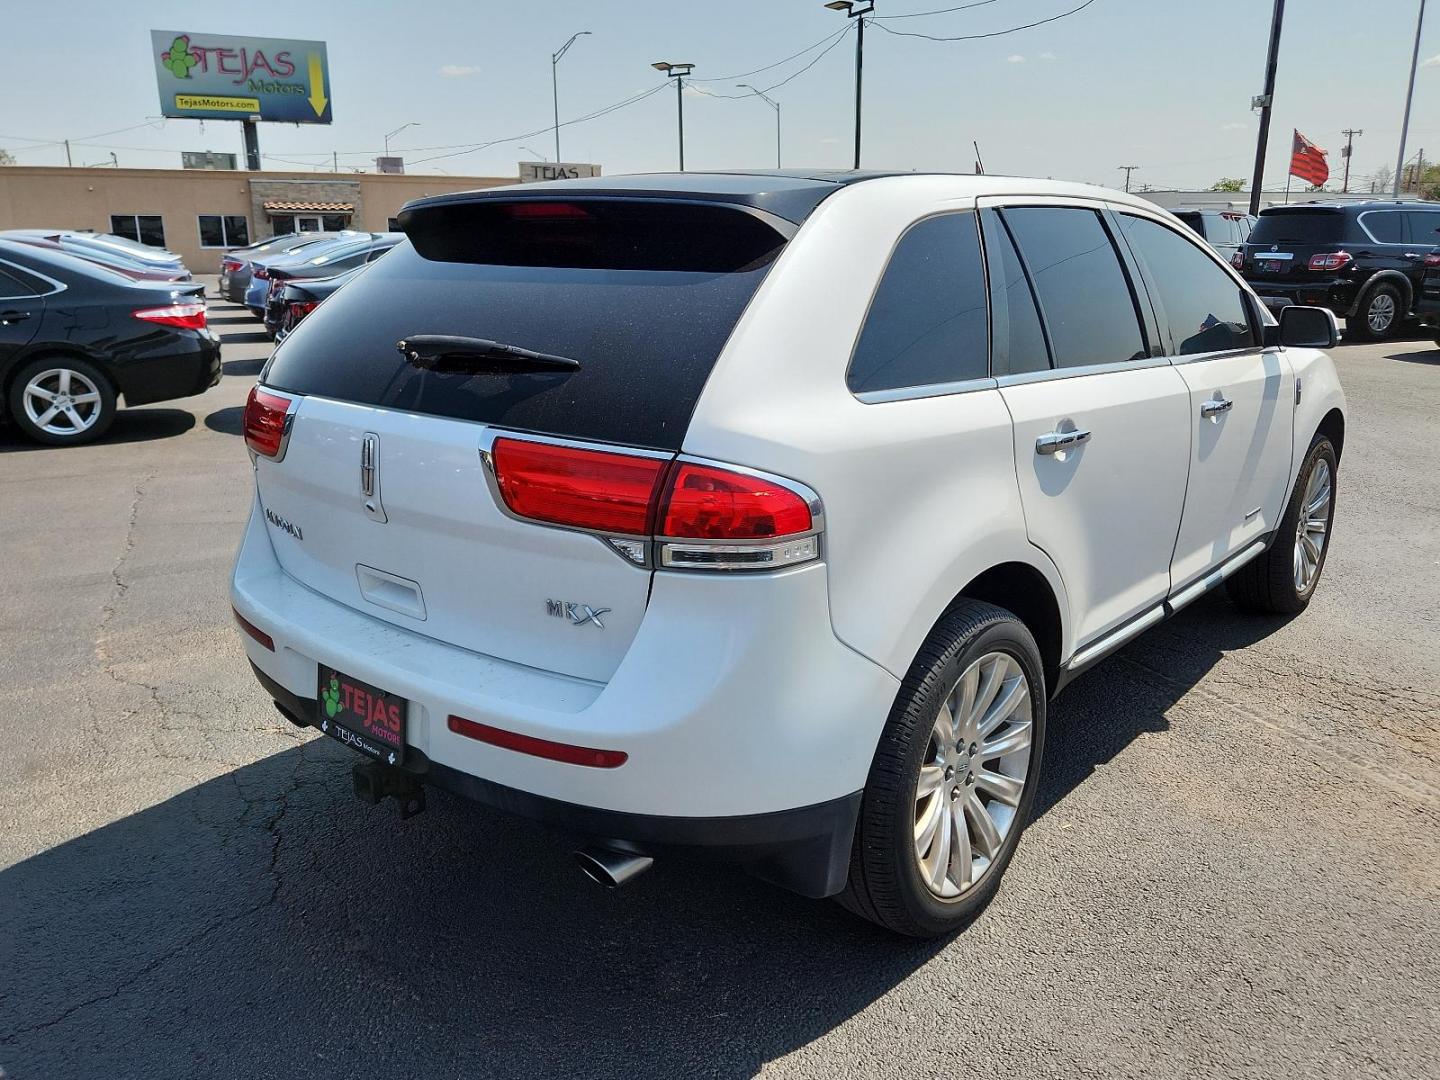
[[519, 162, 602, 183], [151, 30, 333, 124]]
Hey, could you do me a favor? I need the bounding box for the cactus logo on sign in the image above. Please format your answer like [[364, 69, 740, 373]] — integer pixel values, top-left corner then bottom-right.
[[150, 30, 332, 124]]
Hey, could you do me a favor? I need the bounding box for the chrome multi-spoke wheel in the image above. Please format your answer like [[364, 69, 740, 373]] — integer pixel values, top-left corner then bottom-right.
[[21, 367, 104, 437], [1366, 291, 1397, 335], [1293, 457, 1332, 594], [913, 650, 1033, 899]]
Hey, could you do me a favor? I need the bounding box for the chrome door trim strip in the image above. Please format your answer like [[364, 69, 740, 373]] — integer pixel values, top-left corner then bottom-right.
[[854, 376, 998, 404], [1066, 604, 1168, 672], [993, 353, 1172, 388], [1166, 538, 1269, 613]]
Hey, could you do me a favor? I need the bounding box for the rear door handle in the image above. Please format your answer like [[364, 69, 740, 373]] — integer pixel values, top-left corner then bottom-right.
[[1035, 429, 1091, 456], [0, 310, 32, 325], [1201, 396, 1234, 419]]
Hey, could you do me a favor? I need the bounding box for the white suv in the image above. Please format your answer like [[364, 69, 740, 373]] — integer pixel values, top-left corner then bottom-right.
[[232, 172, 1346, 936]]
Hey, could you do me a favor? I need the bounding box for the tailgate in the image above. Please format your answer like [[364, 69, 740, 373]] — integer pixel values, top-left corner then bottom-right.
[[254, 396, 654, 683]]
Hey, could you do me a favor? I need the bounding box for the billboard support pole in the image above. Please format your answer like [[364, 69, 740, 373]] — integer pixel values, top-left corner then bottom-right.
[[242, 120, 261, 171]]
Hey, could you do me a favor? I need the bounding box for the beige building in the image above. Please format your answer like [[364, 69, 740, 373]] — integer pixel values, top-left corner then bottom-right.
[[0, 165, 514, 271]]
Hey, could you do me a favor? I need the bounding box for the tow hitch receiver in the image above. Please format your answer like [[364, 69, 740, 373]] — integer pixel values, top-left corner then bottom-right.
[[352, 760, 426, 819]]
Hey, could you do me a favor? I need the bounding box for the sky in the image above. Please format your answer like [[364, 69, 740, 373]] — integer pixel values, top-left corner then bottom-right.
[[2, 0, 1438, 193]]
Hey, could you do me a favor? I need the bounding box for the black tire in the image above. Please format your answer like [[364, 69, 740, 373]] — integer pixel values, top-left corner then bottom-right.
[[1348, 282, 1404, 341], [5, 355, 117, 446], [837, 600, 1047, 937], [1226, 434, 1338, 614]]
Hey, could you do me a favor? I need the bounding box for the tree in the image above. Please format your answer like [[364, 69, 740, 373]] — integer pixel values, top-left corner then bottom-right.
[[1210, 177, 1245, 192], [1370, 164, 1394, 193], [0, 148, 15, 167]]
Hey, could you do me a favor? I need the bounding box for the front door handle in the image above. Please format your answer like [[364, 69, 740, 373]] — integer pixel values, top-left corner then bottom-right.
[[0, 310, 32, 325], [1201, 395, 1234, 419], [1035, 429, 1091, 456]]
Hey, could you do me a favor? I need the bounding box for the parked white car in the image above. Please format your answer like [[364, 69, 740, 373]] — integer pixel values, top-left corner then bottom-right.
[[231, 173, 1345, 936]]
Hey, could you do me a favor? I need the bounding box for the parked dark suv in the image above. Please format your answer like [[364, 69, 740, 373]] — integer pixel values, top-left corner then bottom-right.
[[1172, 208, 1255, 263], [1239, 200, 1440, 340]]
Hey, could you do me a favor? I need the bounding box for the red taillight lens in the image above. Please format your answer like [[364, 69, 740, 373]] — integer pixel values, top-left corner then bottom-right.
[[222, 258, 243, 271], [659, 463, 812, 539], [503, 201, 592, 220], [1231, 251, 1245, 270], [232, 606, 274, 651], [243, 386, 294, 459], [1307, 251, 1352, 271], [132, 302, 207, 330], [1425, 252, 1440, 267], [447, 714, 627, 768], [254, 266, 270, 279], [288, 299, 319, 321], [490, 438, 667, 535]]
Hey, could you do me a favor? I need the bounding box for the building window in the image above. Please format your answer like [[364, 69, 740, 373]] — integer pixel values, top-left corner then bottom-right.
[[198, 215, 250, 249], [321, 214, 350, 231], [109, 214, 166, 248]]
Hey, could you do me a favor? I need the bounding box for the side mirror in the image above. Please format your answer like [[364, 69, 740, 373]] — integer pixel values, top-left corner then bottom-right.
[[1266, 305, 1339, 349]]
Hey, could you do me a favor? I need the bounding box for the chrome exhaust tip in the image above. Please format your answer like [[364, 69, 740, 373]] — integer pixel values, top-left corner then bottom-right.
[[574, 845, 654, 889]]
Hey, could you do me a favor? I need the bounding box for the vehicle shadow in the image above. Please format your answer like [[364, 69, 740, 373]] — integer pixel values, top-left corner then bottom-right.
[[221, 357, 266, 377], [221, 331, 273, 345], [204, 405, 245, 435], [0, 594, 1290, 1079], [208, 314, 258, 326], [1385, 347, 1440, 364], [0, 408, 196, 452]]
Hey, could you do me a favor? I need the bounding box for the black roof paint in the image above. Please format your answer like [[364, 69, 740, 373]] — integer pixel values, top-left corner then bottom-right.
[[400, 170, 914, 226]]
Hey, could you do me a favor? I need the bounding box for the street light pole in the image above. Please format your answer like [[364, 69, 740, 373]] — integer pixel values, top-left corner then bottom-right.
[[1394, 0, 1427, 198], [383, 122, 420, 155], [552, 31, 592, 163], [738, 84, 782, 168], [652, 62, 695, 170], [1248, 0, 1285, 216], [825, 1, 875, 170]]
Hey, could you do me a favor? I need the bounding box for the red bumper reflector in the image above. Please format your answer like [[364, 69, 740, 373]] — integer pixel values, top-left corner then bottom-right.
[[447, 714, 628, 768], [232, 606, 274, 651]]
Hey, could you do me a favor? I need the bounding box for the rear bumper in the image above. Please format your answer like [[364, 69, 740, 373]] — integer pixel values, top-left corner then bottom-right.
[[230, 495, 898, 894], [1245, 278, 1357, 315], [114, 331, 223, 406]]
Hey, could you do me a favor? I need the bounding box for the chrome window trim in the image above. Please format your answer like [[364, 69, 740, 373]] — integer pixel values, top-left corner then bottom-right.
[[1356, 210, 1404, 246], [0, 258, 67, 299], [854, 376, 997, 404], [993, 353, 1173, 388]]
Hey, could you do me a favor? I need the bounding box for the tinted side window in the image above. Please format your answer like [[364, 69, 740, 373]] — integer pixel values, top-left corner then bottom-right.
[[847, 213, 989, 393], [0, 267, 39, 297], [1363, 211, 1404, 243], [1404, 211, 1440, 245], [1119, 215, 1256, 355], [980, 210, 1050, 376], [1002, 207, 1146, 369]]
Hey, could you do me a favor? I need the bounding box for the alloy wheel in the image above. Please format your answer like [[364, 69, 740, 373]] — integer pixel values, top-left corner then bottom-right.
[[1293, 458, 1332, 594], [21, 368, 104, 437], [1366, 291, 1397, 334], [913, 650, 1034, 899]]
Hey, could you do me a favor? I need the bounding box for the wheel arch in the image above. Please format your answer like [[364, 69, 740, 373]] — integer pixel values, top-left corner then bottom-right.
[[948, 560, 1065, 698], [1352, 270, 1412, 315], [1316, 406, 1345, 462]]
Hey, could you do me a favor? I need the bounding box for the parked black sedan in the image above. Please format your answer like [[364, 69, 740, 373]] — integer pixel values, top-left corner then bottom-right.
[[271, 265, 363, 343], [0, 239, 221, 445]]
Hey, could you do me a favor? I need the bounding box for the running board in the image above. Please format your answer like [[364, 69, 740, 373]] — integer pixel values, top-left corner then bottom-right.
[[1062, 538, 1270, 678]]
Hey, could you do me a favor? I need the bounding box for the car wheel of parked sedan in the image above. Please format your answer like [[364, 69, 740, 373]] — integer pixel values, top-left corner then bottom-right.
[[7, 356, 117, 446], [1350, 283, 1403, 340], [1227, 434, 1337, 615], [838, 600, 1046, 937]]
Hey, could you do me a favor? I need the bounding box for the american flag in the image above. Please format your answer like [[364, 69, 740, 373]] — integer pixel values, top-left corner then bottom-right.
[[1290, 130, 1330, 187]]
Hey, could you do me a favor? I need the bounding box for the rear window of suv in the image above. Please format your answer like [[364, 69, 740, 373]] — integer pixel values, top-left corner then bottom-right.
[[1249, 209, 1347, 245], [262, 199, 788, 451]]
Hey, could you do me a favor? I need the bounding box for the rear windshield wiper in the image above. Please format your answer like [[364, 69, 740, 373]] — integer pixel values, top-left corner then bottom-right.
[[397, 335, 581, 374]]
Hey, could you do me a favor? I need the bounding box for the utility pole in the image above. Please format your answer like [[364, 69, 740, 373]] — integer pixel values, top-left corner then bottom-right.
[[63, 139, 72, 167], [1119, 165, 1139, 192], [1394, 0, 1427, 198], [1248, 0, 1286, 216], [824, 1, 874, 170], [1340, 128, 1363, 192], [737, 84, 782, 168], [651, 62, 695, 171], [551, 32, 591, 163]]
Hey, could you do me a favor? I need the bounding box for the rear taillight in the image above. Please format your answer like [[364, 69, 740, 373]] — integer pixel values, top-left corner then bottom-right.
[[1307, 251, 1352, 271], [1231, 251, 1245, 270], [222, 258, 243, 272], [254, 266, 270, 280], [486, 436, 821, 571], [1424, 252, 1440, 267], [287, 300, 319, 321], [243, 386, 297, 460], [132, 302, 207, 330]]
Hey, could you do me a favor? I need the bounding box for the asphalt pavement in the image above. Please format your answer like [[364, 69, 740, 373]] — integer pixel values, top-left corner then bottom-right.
[[1, 284, 1436, 1079]]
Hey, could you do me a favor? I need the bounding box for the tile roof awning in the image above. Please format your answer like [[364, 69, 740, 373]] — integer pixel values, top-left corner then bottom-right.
[[263, 200, 355, 213]]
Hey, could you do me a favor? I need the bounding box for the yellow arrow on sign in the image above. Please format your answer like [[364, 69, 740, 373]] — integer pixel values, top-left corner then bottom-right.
[[306, 52, 327, 118]]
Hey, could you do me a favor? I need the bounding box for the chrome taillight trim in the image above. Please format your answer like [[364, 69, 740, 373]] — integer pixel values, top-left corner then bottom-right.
[[247, 387, 300, 465]]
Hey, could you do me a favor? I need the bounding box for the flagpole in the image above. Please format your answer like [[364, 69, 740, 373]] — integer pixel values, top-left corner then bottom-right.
[[1285, 170, 1292, 204]]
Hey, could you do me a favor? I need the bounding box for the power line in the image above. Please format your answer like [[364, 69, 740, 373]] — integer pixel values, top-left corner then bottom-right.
[[873, 0, 1009, 19], [688, 25, 851, 82], [870, 0, 1100, 40]]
